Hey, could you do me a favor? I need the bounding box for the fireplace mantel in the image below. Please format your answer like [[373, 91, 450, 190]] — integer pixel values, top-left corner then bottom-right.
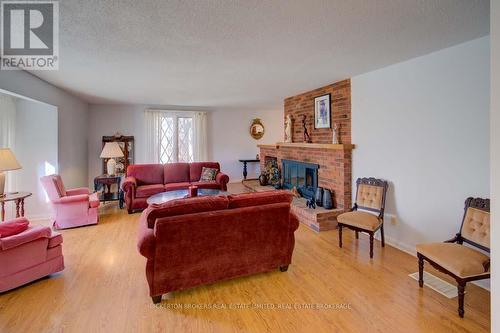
[[258, 142, 355, 150]]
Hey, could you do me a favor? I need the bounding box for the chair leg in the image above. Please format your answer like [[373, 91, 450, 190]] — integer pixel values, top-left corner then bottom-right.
[[338, 224, 343, 248], [380, 223, 385, 247], [457, 282, 466, 318], [417, 254, 424, 288], [355, 231, 359, 239], [369, 232, 374, 258]]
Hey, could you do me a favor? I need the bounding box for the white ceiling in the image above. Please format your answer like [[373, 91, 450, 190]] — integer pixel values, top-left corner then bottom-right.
[[30, 0, 489, 110]]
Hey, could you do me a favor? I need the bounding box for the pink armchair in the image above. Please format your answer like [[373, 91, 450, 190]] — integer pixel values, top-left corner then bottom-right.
[[40, 175, 100, 229], [0, 218, 64, 293]]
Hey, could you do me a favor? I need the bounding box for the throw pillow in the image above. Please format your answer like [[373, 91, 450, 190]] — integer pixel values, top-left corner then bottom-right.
[[0, 218, 29, 238], [199, 167, 218, 182]]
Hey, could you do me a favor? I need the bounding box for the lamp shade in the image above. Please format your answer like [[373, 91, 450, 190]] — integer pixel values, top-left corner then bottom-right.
[[0, 148, 22, 171], [100, 142, 124, 159]]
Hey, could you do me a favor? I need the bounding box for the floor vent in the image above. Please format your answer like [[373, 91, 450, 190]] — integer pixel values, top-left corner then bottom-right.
[[409, 271, 458, 299]]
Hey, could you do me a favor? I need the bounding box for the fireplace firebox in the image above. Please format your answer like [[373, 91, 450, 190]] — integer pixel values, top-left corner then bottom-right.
[[282, 159, 319, 199]]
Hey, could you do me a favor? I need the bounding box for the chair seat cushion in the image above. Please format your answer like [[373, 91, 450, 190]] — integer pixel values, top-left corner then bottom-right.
[[416, 243, 490, 278], [89, 192, 100, 208], [164, 182, 191, 191], [136, 184, 165, 198], [337, 211, 381, 231]]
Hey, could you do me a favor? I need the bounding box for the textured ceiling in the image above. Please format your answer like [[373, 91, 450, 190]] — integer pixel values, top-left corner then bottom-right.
[[30, 0, 489, 109]]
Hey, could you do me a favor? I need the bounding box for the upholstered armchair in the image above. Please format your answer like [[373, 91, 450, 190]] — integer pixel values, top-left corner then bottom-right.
[[336, 177, 389, 258], [416, 197, 490, 318], [40, 175, 100, 229], [0, 218, 64, 293]]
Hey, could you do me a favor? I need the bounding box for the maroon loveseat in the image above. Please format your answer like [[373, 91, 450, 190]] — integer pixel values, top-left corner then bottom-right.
[[122, 162, 229, 213], [137, 190, 299, 303]]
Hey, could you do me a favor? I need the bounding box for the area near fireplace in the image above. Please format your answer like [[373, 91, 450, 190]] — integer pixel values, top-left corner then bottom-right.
[[258, 79, 354, 232]]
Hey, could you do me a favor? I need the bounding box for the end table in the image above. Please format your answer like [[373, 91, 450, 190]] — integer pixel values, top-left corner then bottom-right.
[[0, 192, 32, 222], [94, 175, 124, 208]]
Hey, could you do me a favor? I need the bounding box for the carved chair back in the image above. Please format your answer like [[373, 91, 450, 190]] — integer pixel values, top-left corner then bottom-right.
[[354, 177, 389, 218], [458, 197, 490, 252]]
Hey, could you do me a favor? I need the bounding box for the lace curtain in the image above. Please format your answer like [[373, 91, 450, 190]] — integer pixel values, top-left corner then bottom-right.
[[145, 110, 208, 163]]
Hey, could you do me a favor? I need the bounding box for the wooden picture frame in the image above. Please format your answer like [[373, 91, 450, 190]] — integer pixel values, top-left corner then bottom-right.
[[314, 94, 331, 129]]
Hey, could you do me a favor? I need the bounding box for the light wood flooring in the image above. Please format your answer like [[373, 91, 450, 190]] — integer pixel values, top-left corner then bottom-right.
[[0, 183, 490, 333]]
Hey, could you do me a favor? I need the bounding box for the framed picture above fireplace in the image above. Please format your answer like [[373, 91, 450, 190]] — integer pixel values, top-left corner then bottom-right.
[[314, 94, 331, 129]]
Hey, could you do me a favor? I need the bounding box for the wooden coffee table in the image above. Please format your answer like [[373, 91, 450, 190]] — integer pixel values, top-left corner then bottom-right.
[[0, 192, 32, 222], [147, 189, 229, 206]]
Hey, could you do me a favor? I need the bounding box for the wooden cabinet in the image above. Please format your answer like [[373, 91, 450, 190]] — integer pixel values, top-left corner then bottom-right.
[[102, 135, 134, 175]]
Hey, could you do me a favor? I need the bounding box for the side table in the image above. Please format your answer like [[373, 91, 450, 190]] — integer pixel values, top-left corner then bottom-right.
[[0, 192, 32, 222], [94, 175, 124, 208], [238, 159, 260, 180]]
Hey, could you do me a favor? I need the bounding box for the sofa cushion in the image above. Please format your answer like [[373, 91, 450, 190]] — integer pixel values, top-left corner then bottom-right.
[[0, 218, 29, 238], [164, 182, 191, 192], [136, 184, 165, 198], [127, 164, 164, 185], [144, 195, 229, 228], [164, 163, 190, 184], [52, 175, 67, 197], [189, 162, 220, 182], [227, 190, 293, 209], [191, 181, 221, 190]]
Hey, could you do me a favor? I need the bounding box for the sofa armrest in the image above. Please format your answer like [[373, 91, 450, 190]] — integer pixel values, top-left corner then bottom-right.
[[56, 194, 89, 204], [66, 187, 90, 196], [289, 212, 300, 232], [137, 212, 155, 259], [0, 225, 52, 251], [122, 177, 137, 193], [216, 172, 229, 190]]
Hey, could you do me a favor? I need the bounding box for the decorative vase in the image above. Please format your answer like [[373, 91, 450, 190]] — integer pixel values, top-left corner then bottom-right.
[[259, 173, 268, 186], [315, 187, 324, 207], [322, 189, 333, 209]]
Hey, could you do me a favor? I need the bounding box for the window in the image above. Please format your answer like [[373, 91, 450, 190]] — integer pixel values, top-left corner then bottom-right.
[[158, 114, 194, 163], [145, 110, 207, 164]]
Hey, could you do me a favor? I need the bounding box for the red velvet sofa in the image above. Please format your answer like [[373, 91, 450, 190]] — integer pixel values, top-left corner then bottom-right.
[[122, 162, 229, 213], [137, 190, 299, 303]]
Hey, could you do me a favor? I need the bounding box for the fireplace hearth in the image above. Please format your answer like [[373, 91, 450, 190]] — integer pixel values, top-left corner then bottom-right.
[[282, 159, 319, 199]]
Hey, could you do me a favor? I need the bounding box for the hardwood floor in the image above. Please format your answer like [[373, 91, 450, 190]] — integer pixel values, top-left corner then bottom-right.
[[0, 184, 490, 333]]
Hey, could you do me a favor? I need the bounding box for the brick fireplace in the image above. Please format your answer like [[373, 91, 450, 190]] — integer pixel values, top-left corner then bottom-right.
[[258, 79, 354, 232]]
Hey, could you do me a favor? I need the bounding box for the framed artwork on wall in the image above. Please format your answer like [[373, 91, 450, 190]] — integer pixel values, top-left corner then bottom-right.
[[314, 94, 331, 129]]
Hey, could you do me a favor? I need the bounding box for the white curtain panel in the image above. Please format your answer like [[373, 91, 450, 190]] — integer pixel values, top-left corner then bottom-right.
[[193, 112, 208, 162], [144, 109, 208, 163], [0, 93, 17, 191], [144, 110, 161, 163]]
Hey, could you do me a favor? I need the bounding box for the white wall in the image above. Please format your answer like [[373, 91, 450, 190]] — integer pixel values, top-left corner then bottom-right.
[[490, 1, 499, 331], [208, 108, 283, 181], [14, 99, 58, 219], [0, 71, 89, 188], [87, 105, 283, 185], [352, 37, 490, 255]]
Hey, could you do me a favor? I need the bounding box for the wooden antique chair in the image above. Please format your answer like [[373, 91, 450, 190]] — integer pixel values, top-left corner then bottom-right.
[[416, 197, 490, 318], [337, 177, 388, 258]]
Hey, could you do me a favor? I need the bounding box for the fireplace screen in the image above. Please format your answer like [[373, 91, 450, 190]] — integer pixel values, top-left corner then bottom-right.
[[282, 159, 319, 199]]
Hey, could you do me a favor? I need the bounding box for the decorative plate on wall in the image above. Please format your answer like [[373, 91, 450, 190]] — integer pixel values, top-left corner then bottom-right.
[[250, 118, 265, 140]]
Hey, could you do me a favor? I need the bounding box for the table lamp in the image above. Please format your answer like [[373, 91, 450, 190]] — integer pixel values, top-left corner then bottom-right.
[[100, 142, 124, 175], [0, 148, 22, 197]]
